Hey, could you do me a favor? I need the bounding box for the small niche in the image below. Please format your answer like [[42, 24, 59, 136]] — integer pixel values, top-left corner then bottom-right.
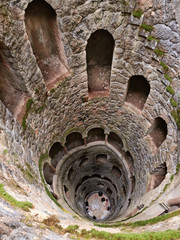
[[111, 166, 122, 179], [68, 167, 74, 182], [66, 132, 84, 151], [0, 47, 28, 122], [86, 29, 114, 98], [96, 154, 107, 165], [147, 163, 167, 191], [25, 0, 69, 90], [49, 142, 66, 168], [149, 117, 167, 148], [43, 162, 54, 185], [125, 75, 150, 110], [108, 132, 123, 153], [79, 157, 89, 168], [87, 128, 105, 143]]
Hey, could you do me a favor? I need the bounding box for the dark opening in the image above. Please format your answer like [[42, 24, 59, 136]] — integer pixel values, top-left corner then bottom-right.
[[111, 166, 122, 179], [49, 142, 66, 168], [86, 29, 114, 97], [147, 163, 167, 191], [79, 157, 89, 168], [0, 50, 28, 122], [68, 167, 74, 182], [87, 128, 105, 143], [108, 132, 123, 153], [25, 0, 69, 89], [96, 154, 107, 165], [125, 75, 150, 110], [66, 132, 84, 151], [149, 117, 167, 148], [43, 163, 54, 185]]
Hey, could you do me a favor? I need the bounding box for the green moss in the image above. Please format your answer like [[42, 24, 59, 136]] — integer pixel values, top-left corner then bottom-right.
[[171, 109, 180, 130], [3, 149, 8, 154], [22, 98, 34, 130], [0, 183, 33, 211], [160, 61, 169, 71], [163, 184, 169, 192], [166, 85, 175, 95], [133, 9, 143, 19], [65, 225, 79, 233], [176, 164, 180, 174], [140, 24, 153, 31], [154, 48, 165, 56], [50, 88, 55, 94], [17, 163, 37, 184], [147, 35, 158, 41], [170, 98, 178, 107], [164, 73, 172, 83]]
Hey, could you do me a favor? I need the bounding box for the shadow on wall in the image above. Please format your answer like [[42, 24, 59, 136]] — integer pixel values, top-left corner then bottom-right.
[[86, 29, 115, 98], [25, 0, 69, 90], [0, 43, 28, 122]]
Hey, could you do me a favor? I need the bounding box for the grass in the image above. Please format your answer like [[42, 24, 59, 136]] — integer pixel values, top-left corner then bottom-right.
[[21, 98, 34, 130], [140, 24, 153, 31], [133, 9, 143, 19], [79, 229, 180, 240], [160, 61, 169, 71], [176, 164, 180, 174], [0, 183, 33, 211], [170, 98, 178, 107], [147, 35, 159, 41], [164, 73, 172, 83], [166, 85, 175, 95], [154, 48, 165, 56]]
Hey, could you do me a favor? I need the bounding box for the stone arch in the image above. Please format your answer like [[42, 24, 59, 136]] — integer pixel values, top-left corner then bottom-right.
[[65, 132, 84, 151], [87, 127, 105, 143], [25, 0, 69, 90], [149, 117, 167, 148], [125, 75, 150, 110], [49, 142, 66, 168], [86, 29, 114, 98]]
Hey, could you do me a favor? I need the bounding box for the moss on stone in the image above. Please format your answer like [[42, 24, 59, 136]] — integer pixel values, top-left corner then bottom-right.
[[147, 35, 158, 42], [133, 9, 143, 19], [170, 98, 178, 107], [140, 24, 153, 31], [0, 183, 33, 211], [164, 73, 172, 83], [160, 61, 169, 71], [22, 98, 34, 130], [171, 109, 180, 130], [154, 48, 165, 56], [166, 86, 175, 95]]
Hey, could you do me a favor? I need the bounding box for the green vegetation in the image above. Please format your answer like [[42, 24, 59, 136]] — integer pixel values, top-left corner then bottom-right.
[[160, 61, 169, 71], [140, 24, 153, 31], [154, 48, 165, 56], [50, 88, 55, 94], [147, 35, 158, 41], [170, 98, 178, 107], [171, 109, 180, 130], [0, 183, 33, 211], [176, 164, 180, 174], [166, 85, 175, 95], [3, 149, 8, 154], [22, 98, 34, 130], [133, 9, 143, 19], [65, 225, 79, 233], [164, 73, 172, 83], [17, 163, 37, 184], [42, 215, 60, 226], [163, 184, 169, 192]]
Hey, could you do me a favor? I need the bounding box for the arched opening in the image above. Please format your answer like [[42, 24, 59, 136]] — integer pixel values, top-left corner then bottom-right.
[[86, 29, 114, 98], [0, 46, 28, 122], [108, 132, 123, 153], [149, 117, 167, 148], [87, 128, 105, 143], [66, 132, 84, 151], [25, 0, 69, 90], [49, 142, 66, 168], [43, 162, 55, 185], [147, 163, 167, 191], [125, 75, 150, 110]]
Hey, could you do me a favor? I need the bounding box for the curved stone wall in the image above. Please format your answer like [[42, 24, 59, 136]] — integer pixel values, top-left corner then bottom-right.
[[0, 0, 180, 225]]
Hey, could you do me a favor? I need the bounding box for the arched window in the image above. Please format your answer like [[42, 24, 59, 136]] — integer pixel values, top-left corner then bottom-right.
[[86, 30, 114, 98], [87, 128, 105, 143], [66, 132, 84, 151], [25, 0, 69, 89], [149, 117, 167, 148], [125, 75, 150, 110], [49, 142, 66, 168]]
